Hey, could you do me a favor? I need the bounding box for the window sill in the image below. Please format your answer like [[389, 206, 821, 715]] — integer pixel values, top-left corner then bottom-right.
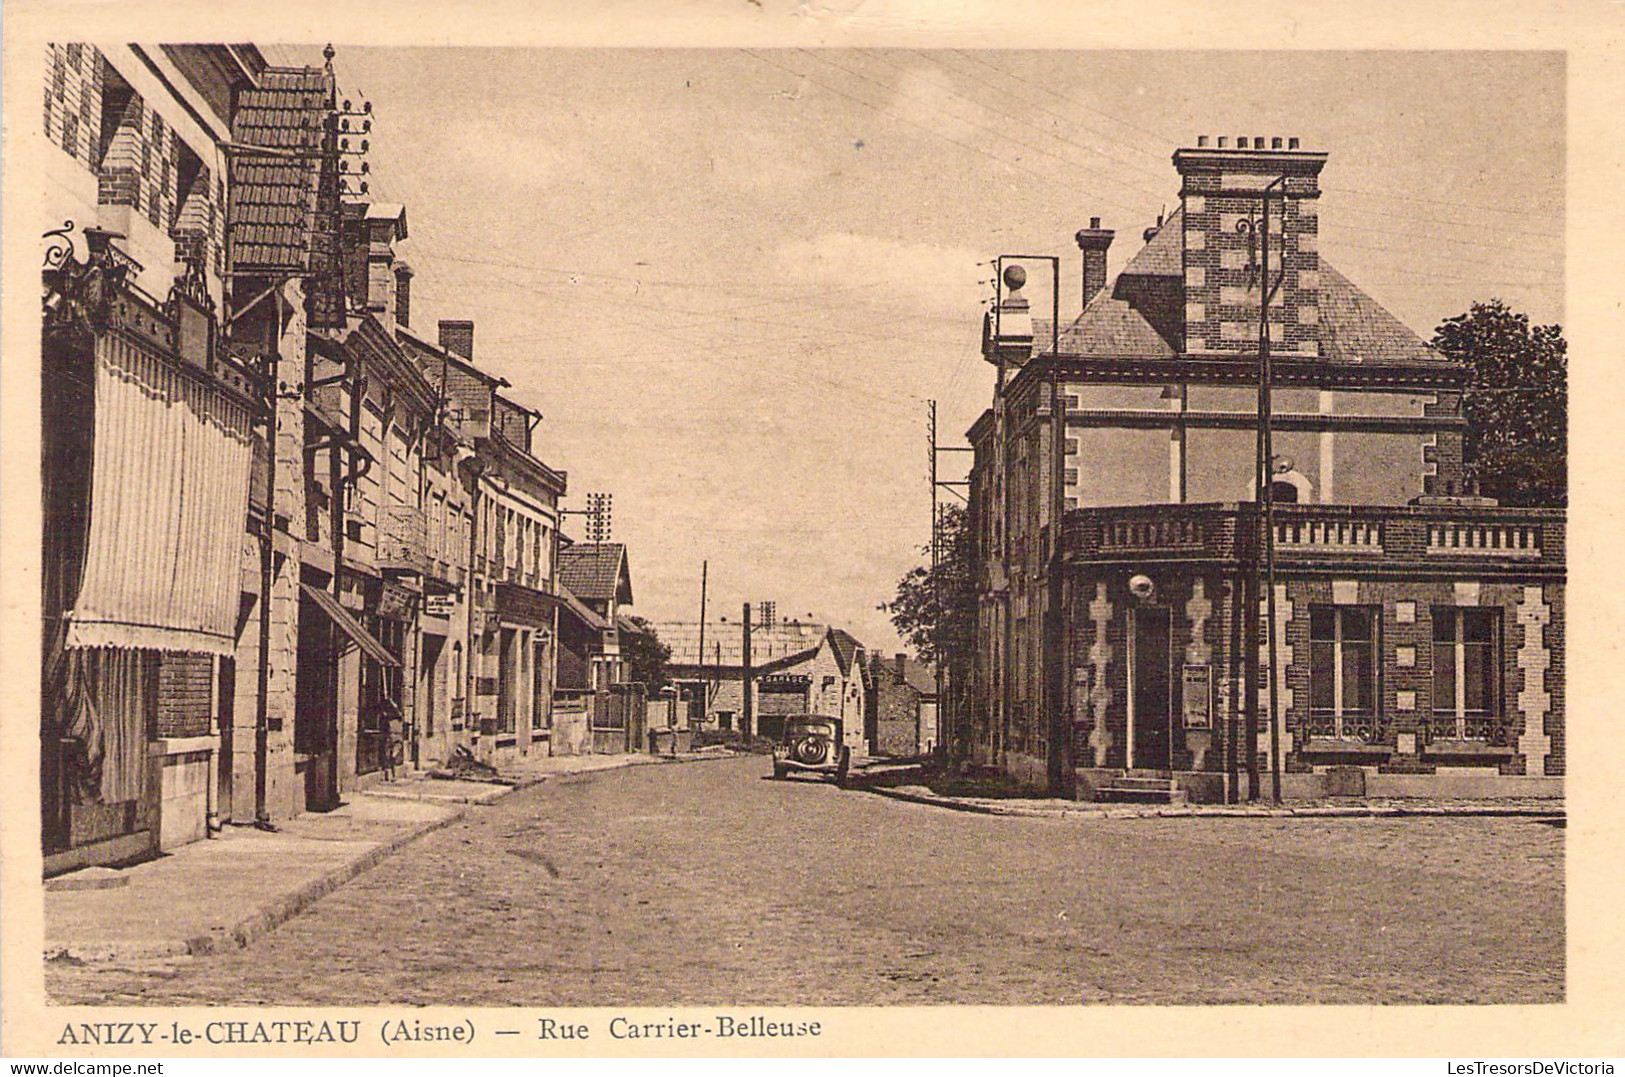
[[1301, 738, 1392, 757], [1422, 739, 1515, 758]]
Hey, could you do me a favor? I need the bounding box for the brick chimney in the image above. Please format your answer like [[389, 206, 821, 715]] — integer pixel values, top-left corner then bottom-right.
[[1174, 136, 1326, 358], [1075, 217, 1114, 309], [350, 203, 408, 319], [894, 653, 906, 679], [439, 319, 474, 360], [393, 261, 413, 328]]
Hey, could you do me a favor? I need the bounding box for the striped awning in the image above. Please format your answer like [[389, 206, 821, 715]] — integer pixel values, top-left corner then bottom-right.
[[65, 332, 254, 656]]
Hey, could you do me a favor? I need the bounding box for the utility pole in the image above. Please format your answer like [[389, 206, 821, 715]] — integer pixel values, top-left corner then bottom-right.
[[1241, 177, 1288, 806], [741, 602, 753, 743], [927, 400, 972, 759], [696, 561, 708, 724], [990, 255, 1062, 786], [1035, 257, 1067, 798]]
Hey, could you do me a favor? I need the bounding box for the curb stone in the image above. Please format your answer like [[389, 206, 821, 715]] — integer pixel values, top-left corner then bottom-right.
[[183, 807, 466, 958], [858, 782, 1564, 822]]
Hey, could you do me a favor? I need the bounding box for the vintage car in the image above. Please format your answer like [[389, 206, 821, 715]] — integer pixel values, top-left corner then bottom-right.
[[770, 715, 851, 785]]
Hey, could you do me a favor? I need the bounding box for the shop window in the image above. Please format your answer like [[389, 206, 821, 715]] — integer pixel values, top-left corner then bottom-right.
[[1308, 605, 1379, 741], [1432, 607, 1503, 741]]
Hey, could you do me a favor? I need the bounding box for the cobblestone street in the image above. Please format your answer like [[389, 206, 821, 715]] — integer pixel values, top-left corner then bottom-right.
[[48, 755, 1563, 1006]]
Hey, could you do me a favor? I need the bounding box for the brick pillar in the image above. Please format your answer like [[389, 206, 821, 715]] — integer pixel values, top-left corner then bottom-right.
[[173, 164, 212, 267], [97, 92, 146, 209]]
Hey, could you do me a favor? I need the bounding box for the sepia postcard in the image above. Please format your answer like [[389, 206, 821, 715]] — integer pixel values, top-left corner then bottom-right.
[[3, 0, 1624, 1061]]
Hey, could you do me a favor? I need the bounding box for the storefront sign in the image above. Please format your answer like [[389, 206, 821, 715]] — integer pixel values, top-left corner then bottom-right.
[[423, 593, 456, 620], [374, 581, 417, 621], [1182, 664, 1212, 729]]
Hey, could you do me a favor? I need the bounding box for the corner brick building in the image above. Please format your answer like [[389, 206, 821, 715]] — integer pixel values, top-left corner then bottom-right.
[[965, 137, 1564, 802]]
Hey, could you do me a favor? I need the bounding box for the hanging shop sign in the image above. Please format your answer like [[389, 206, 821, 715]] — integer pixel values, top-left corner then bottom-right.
[[374, 580, 417, 621]]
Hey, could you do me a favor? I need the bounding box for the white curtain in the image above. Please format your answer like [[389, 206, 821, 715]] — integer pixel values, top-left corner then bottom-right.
[[65, 332, 254, 656], [61, 647, 152, 804]]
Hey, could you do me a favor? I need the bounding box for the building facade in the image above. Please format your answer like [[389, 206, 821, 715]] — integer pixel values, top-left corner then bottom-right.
[[866, 653, 939, 759], [658, 620, 869, 753], [39, 43, 625, 875], [966, 138, 1564, 802]]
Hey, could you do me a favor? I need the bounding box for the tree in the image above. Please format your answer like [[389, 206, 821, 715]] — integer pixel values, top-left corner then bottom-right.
[[1432, 300, 1567, 507], [620, 615, 671, 690], [882, 502, 977, 677]]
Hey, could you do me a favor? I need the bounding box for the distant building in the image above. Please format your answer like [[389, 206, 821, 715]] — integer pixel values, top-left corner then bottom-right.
[[556, 542, 641, 753], [655, 619, 868, 753], [866, 654, 939, 758]]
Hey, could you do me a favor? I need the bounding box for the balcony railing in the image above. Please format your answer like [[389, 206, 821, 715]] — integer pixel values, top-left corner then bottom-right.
[[1101, 517, 1207, 552], [1275, 516, 1383, 554], [1427, 522, 1541, 558], [1060, 502, 1561, 573]]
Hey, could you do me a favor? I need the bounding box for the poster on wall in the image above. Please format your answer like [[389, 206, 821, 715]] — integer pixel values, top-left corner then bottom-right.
[[1182, 664, 1213, 729]]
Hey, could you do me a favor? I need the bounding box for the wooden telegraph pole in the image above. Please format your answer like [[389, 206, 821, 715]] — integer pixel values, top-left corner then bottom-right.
[[741, 602, 753, 743]]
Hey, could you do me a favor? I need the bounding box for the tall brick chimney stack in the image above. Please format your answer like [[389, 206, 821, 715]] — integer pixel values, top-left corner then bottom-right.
[[439, 319, 474, 360], [1075, 216, 1115, 310], [355, 203, 408, 319], [393, 261, 413, 328], [1174, 135, 1326, 358]]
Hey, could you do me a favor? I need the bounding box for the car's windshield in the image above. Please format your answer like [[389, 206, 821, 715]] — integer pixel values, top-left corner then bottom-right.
[[785, 719, 834, 738]]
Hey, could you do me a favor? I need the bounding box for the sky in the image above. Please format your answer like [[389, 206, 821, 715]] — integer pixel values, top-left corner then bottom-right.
[[264, 46, 1564, 651]]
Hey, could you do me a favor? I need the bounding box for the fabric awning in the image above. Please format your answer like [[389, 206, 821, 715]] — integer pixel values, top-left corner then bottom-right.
[[300, 584, 400, 667], [65, 333, 254, 656]]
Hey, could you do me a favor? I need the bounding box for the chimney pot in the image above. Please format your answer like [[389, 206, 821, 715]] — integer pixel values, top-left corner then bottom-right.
[[1289, 136, 1300, 150], [1197, 135, 1209, 148], [1089, 216, 1100, 229], [1254, 136, 1265, 149], [1217, 136, 1229, 148], [439, 319, 475, 360], [1271, 136, 1283, 150], [1236, 134, 1247, 148]]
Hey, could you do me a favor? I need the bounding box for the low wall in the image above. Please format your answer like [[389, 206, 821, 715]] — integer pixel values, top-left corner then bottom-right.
[[592, 727, 632, 755], [159, 738, 214, 852], [1366, 773, 1564, 799], [550, 706, 592, 756]]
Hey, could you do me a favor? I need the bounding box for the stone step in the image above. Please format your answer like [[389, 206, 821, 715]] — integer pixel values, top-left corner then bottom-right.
[[1110, 776, 1180, 791], [1093, 779, 1187, 805]]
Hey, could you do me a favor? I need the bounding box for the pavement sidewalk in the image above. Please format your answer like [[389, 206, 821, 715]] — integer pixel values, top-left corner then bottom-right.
[[858, 781, 1565, 821], [45, 748, 729, 965], [45, 794, 462, 965]]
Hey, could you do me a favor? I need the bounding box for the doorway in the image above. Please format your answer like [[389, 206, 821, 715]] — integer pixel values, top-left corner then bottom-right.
[[1129, 606, 1173, 771], [295, 593, 340, 810]]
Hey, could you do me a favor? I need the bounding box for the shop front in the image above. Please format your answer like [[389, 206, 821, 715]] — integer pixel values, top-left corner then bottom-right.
[[42, 242, 256, 872]]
